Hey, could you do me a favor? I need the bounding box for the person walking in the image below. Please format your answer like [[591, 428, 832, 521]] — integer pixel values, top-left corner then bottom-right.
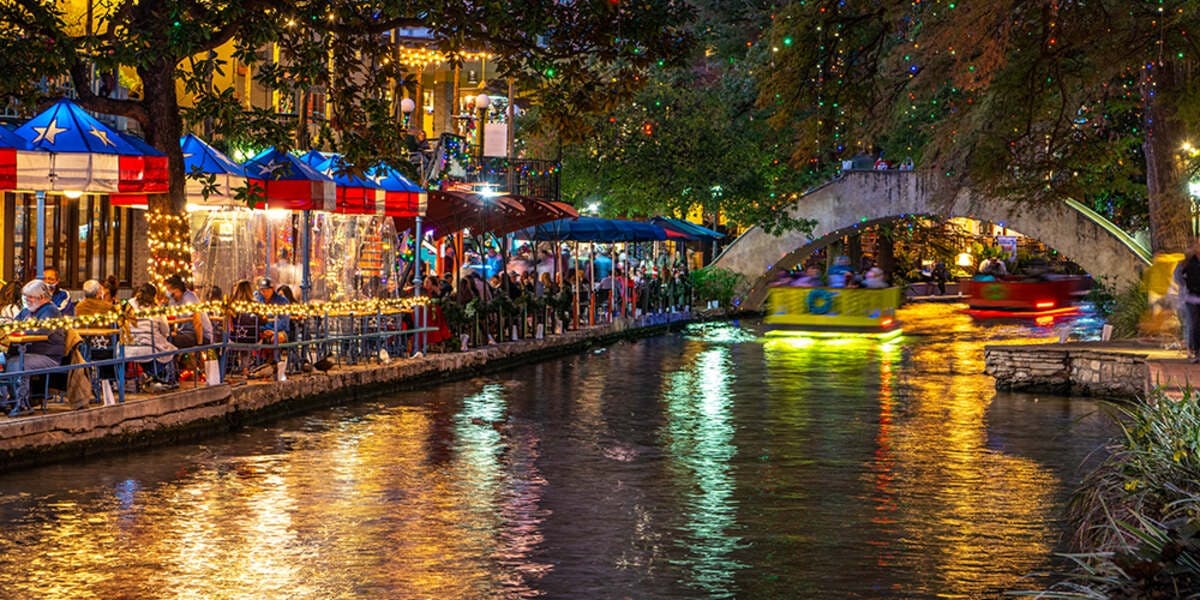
[[1179, 239, 1200, 363]]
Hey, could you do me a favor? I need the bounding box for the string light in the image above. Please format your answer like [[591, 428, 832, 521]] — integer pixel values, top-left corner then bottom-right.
[[146, 208, 193, 290], [395, 47, 492, 69], [0, 298, 432, 337]]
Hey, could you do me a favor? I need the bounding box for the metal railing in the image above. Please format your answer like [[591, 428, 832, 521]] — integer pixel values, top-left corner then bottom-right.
[[0, 308, 436, 417], [0, 298, 698, 417]]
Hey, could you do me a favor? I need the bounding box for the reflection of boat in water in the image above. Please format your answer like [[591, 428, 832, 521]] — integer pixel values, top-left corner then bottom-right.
[[764, 287, 902, 338], [960, 276, 1089, 319]]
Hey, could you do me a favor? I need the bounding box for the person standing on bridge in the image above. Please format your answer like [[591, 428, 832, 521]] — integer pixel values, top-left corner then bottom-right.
[[931, 261, 950, 295], [1179, 239, 1200, 363]]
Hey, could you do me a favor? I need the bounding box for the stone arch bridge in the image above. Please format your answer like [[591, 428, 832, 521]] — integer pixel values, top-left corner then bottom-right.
[[712, 171, 1151, 309]]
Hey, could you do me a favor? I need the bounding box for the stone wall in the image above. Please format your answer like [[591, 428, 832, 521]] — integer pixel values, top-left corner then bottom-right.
[[985, 344, 1149, 399]]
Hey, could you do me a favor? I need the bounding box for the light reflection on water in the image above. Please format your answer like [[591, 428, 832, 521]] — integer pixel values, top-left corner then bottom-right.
[[0, 303, 1116, 599]]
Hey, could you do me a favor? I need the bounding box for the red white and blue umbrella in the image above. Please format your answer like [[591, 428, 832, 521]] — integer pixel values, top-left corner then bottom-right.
[[299, 150, 383, 215], [12, 98, 168, 277], [14, 98, 165, 194], [243, 147, 335, 211], [179, 134, 259, 206], [370, 164, 426, 218], [0, 126, 49, 192], [109, 131, 170, 206]]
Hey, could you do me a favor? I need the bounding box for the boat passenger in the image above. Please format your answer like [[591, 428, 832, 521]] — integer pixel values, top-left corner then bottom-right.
[[791, 266, 823, 287], [863, 267, 889, 289], [975, 257, 1008, 280], [828, 256, 854, 288], [768, 271, 792, 287]]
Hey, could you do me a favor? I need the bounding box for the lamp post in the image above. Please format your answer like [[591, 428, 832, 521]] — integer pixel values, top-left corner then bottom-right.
[[475, 93, 491, 163], [402, 96, 428, 353]]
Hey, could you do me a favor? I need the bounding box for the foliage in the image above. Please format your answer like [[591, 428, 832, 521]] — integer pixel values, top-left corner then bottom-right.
[[1015, 391, 1200, 597], [689, 266, 746, 308], [0, 0, 692, 282], [1089, 280, 1147, 340], [521, 0, 818, 236], [538, 63, 818, 235], [757, 1, 1196, 252]]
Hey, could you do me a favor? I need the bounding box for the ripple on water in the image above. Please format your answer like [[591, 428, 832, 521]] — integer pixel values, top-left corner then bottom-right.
[[0, 305, 1115, 599]]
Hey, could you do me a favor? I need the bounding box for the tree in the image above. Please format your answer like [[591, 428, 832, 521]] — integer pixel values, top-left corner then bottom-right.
[[524, 0, 817, 235], [759, 1, 1200, 254], [547, 63, 814, 234], [0, 0, 692, 284]]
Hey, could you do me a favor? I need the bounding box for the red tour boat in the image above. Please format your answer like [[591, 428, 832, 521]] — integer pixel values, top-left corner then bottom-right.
[[960, 276, 1088, 319]]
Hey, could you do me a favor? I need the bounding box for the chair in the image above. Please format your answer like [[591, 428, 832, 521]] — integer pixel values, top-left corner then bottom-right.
[[227, 313, 267, 376], [594, 288, 611, 322]]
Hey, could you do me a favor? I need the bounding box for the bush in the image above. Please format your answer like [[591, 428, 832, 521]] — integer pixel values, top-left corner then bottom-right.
[[689, 266, 746, 308], [1088, 278, 1146, 339], [1015, 390, 1200, 597]]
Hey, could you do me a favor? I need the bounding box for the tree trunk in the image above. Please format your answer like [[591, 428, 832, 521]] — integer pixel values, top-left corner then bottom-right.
[[876, 225, 897, 279], [297, 89, 311, 149], [139, 61, 193, 285], [847, 234, 863, 271], [1142, 64, 1192, 255]]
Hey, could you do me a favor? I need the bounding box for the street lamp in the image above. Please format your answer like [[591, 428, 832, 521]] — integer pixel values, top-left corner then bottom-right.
[[475, 93, 491, 161], [400, 97, 416, 129], [398, 95, 428, 351]]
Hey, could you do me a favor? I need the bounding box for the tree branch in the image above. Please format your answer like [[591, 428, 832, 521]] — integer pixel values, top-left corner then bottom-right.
[[69, 62, 150, 126]]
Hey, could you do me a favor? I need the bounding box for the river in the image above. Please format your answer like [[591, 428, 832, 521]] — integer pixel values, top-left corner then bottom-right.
[[0, 303, 1118, 599]]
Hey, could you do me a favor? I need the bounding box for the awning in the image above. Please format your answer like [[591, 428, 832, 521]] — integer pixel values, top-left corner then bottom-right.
[[490, 195, 580, 236]]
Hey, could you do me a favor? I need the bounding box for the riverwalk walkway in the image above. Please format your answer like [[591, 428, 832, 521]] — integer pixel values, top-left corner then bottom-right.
[[986, 337, 1198, 400], [0, 313, 699, 472]]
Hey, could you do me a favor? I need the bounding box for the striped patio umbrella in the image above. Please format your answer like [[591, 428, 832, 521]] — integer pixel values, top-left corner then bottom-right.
[[109, 131, 170, 206], [179, 134, 258, 206], [299, 151, 382, 215], [370, 164, 425, 218], [12, 98, 168, 277], [243, 147, 335, 211]]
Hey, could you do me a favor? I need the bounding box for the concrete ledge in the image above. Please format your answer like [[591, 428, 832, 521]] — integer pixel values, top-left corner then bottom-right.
[[0, 313, 710, 472]]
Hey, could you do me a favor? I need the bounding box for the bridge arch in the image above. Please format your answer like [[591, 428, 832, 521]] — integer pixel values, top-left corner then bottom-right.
[[713, 171, 1151, 308]]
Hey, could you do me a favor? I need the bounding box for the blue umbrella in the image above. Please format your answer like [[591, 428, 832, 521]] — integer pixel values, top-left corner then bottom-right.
[[179, 133, 252, 204], [649, 216, 724, 241], [514, 216, 667, 242]]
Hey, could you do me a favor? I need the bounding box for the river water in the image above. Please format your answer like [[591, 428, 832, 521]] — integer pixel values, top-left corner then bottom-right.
[[0, 303, 1118, 599]]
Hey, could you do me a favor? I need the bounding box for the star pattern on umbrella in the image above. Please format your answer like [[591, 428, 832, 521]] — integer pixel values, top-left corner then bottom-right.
[[32, 119, 67, 145], [258, 160, 287, 178], [88, 126, 116, 147]]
